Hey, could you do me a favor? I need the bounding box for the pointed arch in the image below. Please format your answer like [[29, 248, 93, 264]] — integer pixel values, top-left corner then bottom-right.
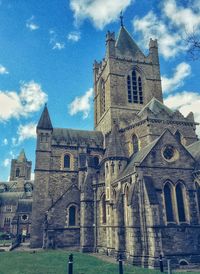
[[66, 204, 79, 226], [100, 79, 106, 116], [101, 193, 106, 224], [16, 168, 20, 178], [164, 182, 175, 222], [64, 154, 70, 168], [196, 182, 200, 217], [132, 134, 139, 154], [124, 184, 129, 225], [176, 182, 186, 222], [127, 69, 143, 104], [138, 76, 143, 104]]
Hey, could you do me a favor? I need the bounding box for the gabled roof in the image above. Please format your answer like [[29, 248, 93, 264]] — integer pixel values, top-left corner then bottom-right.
[[187, 140, 200, 160], [115, 26, 144, 57], [118, 138, 158, 180], [138, 97, 174, 117], [117, 128, 196, 181], [17, 149, 27, 162], [37, 104, 53, 130], [102, 123, 127, 162], [52, 128, 103, 146]]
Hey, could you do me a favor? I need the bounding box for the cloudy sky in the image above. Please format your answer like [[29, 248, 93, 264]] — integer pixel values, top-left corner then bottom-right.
[[0, 0, 200, 181]]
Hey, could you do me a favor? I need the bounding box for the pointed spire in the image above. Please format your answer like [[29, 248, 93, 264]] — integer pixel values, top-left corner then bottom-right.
[[102, 121, 127, 162], [37, 104, 53, 130], [17, 149, 27, 162], [115, 26, 143, 57], [120, 11, 124, 27]]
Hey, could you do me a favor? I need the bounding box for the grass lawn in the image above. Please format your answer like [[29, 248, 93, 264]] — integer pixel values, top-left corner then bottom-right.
[[0, 250, 198, 274]]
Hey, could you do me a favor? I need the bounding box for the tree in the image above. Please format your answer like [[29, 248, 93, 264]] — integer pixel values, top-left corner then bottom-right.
[[185, 31, 200, 60]]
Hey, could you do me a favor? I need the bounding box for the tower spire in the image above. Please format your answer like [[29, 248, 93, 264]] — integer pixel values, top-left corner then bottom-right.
[[120, 11, 124, 27]]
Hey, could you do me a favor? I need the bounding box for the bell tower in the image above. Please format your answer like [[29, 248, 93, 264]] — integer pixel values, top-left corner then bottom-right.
[[93, 23, 163, 135]]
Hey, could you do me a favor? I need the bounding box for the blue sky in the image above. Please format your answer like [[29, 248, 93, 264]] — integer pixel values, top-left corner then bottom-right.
[[0, 0, 200, 181]]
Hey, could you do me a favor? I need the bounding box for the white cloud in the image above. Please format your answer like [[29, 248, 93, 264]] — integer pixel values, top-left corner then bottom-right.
[[52, 42, 65, 50], [133, 11, 184, 59], [12, 137, 17, 146], [68, 88, 93, 119], [26, 16, 39, 31], [70, 0, 133, 29], [3, 138, 8, 145], [133, 1, 200, 59], [0, 64, 9, 74], [67, 31, 81, 42], [3, 158, 10, 167], [161, 62, 191, 93], [0, 81, 47, 122], [164, 91, 200, 135], [17, 123, 37, 143], [163, 0, 200, 33], [49, 30, 65, 50]]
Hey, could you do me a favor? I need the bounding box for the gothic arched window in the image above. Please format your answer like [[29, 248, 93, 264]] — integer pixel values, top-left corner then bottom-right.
[[16, 168, 20, 177], [196, 183, 200, 217], [101, 194, 106, 224], [68, 205, 76, 226], [64, 154, 70, 169], [176, 183, 186, 222], [164, 183, 175, 222], [93, 156, 99, 168], [127, 70, 143, 104], [100, 79, 106, 116], [124, 185, 129, 225], [132, 134, 139, 154]]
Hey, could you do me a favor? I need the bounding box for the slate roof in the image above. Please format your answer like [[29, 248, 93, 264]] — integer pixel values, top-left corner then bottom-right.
[[17, 149, 27, 162], [187, 140, 200, 160], [117, 138, 158, 180], [138, 97, 174, 117], [52, 128, 103, 146], [115, 26, 144, 57], [102, 123, 127, 162], [37, 105, 53, 130]]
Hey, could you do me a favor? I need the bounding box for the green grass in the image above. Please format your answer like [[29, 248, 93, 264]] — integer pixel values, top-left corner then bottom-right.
[[0, 250, 198, 274]]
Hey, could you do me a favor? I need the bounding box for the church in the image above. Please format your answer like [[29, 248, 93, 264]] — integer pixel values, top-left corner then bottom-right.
[[30, 22, 200, 268]]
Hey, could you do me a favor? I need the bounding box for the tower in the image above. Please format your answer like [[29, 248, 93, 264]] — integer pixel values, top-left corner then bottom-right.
[[30, 104, 53, 247], [10, 149, 32, 181], [94, 25, 162, 134]]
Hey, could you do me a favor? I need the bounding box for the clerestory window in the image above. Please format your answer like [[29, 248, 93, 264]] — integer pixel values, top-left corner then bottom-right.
[[64, 154, 70, 169]]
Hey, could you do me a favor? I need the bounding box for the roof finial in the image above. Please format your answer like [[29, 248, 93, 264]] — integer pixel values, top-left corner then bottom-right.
[[120, 11, 124, 27]]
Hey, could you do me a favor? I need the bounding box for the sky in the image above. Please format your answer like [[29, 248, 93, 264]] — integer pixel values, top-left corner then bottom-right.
[[1, 0, 200, 181]]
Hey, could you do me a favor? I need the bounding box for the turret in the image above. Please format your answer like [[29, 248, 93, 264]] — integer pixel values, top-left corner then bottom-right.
[[102, 122, 128, 187], [106, 31, 116, 58], [31, 104, 53, 248], [10, 149, 32, 181], [36, 104, 53, 158], [149, 38, 159, 64]]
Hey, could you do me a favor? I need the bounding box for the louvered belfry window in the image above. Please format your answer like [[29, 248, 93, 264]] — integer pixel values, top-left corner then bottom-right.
[[127, 70, 143, 104]]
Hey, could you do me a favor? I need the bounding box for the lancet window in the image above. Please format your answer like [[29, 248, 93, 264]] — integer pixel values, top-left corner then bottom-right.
[[127, 70, 143, 104]]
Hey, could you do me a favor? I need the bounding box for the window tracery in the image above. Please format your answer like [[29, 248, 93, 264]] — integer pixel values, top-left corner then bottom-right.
[[127, 69, 143, 104]]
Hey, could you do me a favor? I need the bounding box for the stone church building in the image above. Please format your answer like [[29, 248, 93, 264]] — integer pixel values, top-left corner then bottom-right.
[[31, 24, 200, 268], [0, 150, 33, 236]]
